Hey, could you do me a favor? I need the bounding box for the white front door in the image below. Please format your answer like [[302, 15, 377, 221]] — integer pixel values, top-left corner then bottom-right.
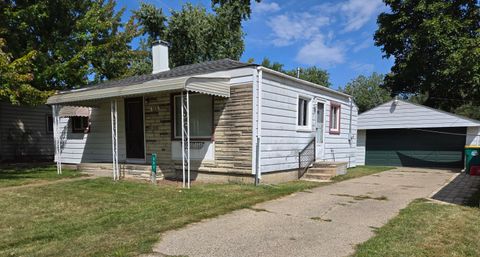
[[316, 102, 325, 159]]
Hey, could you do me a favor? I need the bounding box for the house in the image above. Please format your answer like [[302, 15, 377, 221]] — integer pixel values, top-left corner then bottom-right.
[[0, 101, 54, 162], [47, 41, 357, 184], [356, 99, 480, 168]]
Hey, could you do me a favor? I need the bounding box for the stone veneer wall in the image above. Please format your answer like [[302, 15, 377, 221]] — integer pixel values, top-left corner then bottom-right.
[[144, 84, 253, 178]]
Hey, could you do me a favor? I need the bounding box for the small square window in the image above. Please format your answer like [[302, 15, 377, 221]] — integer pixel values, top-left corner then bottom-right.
[[71, 117, 90, 133], [329, 102, 341, 134], [297, 97, 310, 127], [46, 115, 53, 134]]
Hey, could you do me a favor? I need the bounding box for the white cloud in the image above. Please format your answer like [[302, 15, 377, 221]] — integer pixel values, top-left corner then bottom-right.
[[340, 0, 384, 32], [254, 1, 281, 14], [267, 12, 330, 46], [353, 37, 372, 52], [350, 62, 375, 73], [296, 35, 345, 67]]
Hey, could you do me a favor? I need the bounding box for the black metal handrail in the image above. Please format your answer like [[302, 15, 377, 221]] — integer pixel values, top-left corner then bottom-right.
[[298, 137, 315, 179]]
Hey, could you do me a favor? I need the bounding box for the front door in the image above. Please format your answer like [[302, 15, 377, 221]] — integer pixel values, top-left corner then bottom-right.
[[316, 102, 325, 159], [125, 97, 145, 160]]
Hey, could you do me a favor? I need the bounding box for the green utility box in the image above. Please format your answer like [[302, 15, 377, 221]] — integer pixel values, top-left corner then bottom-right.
[[465, 146, 480, 174]]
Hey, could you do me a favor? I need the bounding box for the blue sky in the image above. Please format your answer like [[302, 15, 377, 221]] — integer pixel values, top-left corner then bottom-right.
[[116, 0, 393, 89]]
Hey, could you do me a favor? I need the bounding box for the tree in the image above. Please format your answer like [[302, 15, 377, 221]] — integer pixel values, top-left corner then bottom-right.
[[0, 0, 137, 104], [341, 73, 391, 113], [259, 57, 331, 87], [135, 1, 253, 68], [0, 39, 51, 105], [286, 67, 331, 87], [374, 0, 480, 113]]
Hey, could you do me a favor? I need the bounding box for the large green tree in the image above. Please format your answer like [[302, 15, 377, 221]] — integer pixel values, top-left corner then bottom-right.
[[0, 39, 51, 105], [260, 57, 331, 87], [340, 73, 391, 113], [0, 0, 137, 104], [375, 0, 480, 114], [134, 1, 254, 70]]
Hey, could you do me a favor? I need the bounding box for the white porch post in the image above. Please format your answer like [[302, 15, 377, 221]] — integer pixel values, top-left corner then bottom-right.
[[181, 91, 191, 188], [52, 104, 62, 174], [111, 99, 119, 180]]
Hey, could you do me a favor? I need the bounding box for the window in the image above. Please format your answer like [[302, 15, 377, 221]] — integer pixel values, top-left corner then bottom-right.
[[71, 117, 90, 133], [329, 102, 341, 134], [173, 94, 213, 139], [46, 114, 53, 134], [297, 97, 310, 128]]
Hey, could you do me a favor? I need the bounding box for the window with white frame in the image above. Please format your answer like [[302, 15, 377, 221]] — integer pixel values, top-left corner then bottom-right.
[[297, 96, 310, 128], [329, 102, 341, 134], [173, 94, 213, 139]]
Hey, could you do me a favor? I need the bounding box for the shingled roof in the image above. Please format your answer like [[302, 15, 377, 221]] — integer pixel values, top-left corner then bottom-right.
[[59, 58, 255, 94]]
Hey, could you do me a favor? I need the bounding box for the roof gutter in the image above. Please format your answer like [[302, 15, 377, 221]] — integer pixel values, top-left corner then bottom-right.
[[257, 66, 352, 99]]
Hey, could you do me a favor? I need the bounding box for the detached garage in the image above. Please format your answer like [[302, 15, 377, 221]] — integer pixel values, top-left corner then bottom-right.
[[356, 100, 480, 168]]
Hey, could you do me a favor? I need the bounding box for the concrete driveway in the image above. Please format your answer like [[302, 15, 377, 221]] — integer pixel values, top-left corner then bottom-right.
[[152, 168, 455, 257]]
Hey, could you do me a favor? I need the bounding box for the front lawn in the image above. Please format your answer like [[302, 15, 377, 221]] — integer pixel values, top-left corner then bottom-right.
[[0, 177, 318, 257], [354, 199, 480, 257], [332, 166, 394, 182], [0, 165, 83, 188]]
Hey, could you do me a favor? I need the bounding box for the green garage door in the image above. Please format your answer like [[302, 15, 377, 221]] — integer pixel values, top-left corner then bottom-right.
[[366, 127, 466, 168]]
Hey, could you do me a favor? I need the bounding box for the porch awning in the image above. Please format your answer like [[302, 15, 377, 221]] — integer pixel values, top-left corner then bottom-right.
[[58, 106, 91, 117], [47, 75, 231, 105]]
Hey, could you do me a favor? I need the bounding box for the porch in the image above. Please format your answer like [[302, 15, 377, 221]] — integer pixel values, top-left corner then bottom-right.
[[48, 78, 254, 187]]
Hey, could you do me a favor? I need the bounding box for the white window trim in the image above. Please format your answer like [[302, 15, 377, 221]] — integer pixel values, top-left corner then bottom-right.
[[329, 102, 341, 134], [296, 94, 313, 132]]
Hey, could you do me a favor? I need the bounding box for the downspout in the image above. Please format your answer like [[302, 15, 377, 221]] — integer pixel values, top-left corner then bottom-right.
[[348, 97, 353, 167], [255, 67, 263, 185]]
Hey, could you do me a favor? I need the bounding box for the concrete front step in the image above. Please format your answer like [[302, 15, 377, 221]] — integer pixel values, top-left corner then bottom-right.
[[303, 173, 333, 181], [307, 167, 337, 176]]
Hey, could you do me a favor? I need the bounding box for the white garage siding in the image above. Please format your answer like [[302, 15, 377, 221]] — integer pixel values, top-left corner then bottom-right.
[[57, 100, 126, 164], [359, 100, 480, 130], [466, 127, 480, 146], [356, 130, 366, 166], [258, 73, 357, 173]]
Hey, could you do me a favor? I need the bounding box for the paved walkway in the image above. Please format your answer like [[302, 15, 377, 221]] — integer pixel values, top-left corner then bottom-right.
[[431, 172, 480, 205], [151, 168, 455, 257]]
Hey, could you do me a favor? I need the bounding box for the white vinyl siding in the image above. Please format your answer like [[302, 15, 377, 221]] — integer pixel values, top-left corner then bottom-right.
[[258, 73, 357, 173], [356, 130, 366, 165], [56, 100, 126, 164]]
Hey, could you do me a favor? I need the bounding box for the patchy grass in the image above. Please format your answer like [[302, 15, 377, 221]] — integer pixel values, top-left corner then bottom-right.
[[0, 178, 318, 257], [332, 166, 394, 182], [310, 217, 332, 222], [332, 193, 388, 201], [0, 165, 83, 188], [354, 199, 480, 257]]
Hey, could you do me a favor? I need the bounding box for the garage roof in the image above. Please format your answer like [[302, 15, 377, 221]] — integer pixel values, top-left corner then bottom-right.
[[358, 100, 480, 130]]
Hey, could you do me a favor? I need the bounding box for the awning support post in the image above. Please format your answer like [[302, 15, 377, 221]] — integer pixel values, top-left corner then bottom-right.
[[181, 91, 191, 188], [111, 99, 119, 180], [52, 104, 62, 174]]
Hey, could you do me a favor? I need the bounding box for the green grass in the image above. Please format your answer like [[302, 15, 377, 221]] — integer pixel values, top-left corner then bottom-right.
[[331, 166, 394, 182], [0, 178, 318, 257], [354, 199, 480, 257], [0, 165, 84, 188]]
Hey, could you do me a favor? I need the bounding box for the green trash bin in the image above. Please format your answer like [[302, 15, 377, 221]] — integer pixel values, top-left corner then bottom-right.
[[465, 146, 480, 174]]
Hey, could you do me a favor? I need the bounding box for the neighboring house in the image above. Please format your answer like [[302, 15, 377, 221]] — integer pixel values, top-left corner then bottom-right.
[[47, 41, 357, 183], [356, 99, 480, 168], [0, 101, 54, 162]]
